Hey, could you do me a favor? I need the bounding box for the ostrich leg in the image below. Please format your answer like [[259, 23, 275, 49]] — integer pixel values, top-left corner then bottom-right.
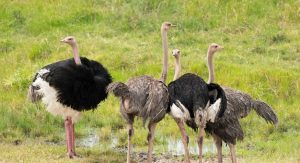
[[228, 143, 237, 163], [212, 133, 223, 163], [197, 126, 205, 163], [147, 123, 157, 163], [65, 117, 75, 158], [175, 118, 190, 163], [126, 123, 134, 163], [70, 122, 76, 156]]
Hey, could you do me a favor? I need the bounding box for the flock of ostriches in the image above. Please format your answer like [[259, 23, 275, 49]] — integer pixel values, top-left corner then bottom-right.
[[28, 22, 278, 163]]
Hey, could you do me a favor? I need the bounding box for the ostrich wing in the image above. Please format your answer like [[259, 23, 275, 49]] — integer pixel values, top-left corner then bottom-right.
[[223, 87, 278, 124], [143, 81, 169, 125], [222, 87, 253, 119]]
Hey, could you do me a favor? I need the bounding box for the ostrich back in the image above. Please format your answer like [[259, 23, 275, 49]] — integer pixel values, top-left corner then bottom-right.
[[120, 76, 169, 125], [168, 73, 209, 117], [168, 73, 210, 130], [30, 57, 112, 111], [223, 87, 253, 118]]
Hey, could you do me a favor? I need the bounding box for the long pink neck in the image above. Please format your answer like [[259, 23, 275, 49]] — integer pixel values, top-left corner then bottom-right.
[[173, 55, 180, 81], [160, 27, 168, 84], [71, 43, 81, 65], [207, 50, 215, 84]]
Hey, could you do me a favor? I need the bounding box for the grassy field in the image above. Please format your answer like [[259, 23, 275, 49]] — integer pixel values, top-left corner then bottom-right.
[[0, 0, 300, 162]]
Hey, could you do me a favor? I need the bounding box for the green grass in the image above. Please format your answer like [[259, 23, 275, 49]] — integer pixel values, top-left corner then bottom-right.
[[0, 141, 127, 163], [0, 0, 300, 162]]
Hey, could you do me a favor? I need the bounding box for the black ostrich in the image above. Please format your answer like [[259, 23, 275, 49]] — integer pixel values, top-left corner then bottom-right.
[[205, 43, 278, 163], [27, 36, 112, 158], [167, 49, 227, 163], [107, 22, 175, 163], [171, 44, 278, 163]]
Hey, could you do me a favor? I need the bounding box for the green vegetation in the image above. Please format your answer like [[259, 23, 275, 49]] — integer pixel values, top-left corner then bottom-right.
[[0, 0, 299, 162]]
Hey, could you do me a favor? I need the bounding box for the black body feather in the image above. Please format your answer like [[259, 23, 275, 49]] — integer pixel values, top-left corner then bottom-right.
[[168, 73, 209, 118], [168, 73, 227, 131], [31, 57, 112, 111]]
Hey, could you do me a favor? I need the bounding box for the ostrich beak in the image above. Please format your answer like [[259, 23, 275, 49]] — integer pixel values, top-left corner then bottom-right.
[[219, 46, 224, 50], [60, 39, 65, 43], [171, 24, 177, 27]]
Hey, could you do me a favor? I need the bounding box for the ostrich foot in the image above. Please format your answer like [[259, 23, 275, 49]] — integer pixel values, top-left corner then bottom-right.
[[67, 151, 79, 159]]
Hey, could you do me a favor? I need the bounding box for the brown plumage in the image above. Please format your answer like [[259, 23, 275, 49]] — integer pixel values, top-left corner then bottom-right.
[[205, 43, 278, 163], [107, 76, 168, 125], [223, 87, 278, 124], [107, 22, 175, 163], [170, 44, 278, 163]]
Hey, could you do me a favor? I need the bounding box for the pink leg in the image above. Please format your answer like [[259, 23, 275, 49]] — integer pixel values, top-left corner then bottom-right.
[[64, 117, 71, 156], [70, 121, 76, 156], [197, 127, 205, 163], [175, 118, 190, 163], [65, 117, 75, 158]]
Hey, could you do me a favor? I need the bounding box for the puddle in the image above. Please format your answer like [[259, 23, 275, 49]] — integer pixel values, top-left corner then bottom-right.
[[77, 130, 100, 147], [110, 135, 119, 148], [77, 129, 119, 148], [76, 131, 223, 155], [49, 129, 227, 157], [165, 138, 216, 155]]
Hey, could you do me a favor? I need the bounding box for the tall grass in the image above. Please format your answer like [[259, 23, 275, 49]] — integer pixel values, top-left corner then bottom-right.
[[0, 0, 299, 162]]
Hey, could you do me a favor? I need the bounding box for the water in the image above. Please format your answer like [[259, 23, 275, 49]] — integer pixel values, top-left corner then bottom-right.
[[75, 130, 227, 156], [77, 130, 99, 147], [166, 138, 216, 155], [110, 135, 119, 148], [77, 130, 119, 148]]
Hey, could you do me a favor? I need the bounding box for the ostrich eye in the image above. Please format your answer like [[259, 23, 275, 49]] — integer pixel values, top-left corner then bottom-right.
[[68, 38, 72, 41], [214, 45, 218, 48]]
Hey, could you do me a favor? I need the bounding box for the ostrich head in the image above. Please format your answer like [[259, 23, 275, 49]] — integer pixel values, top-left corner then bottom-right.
[[61, 36, 76, 46], [162, 22, 176, 30], [172, 49, 181, 58], [208, 43, 223, 55], [61, 36, 81, 64]]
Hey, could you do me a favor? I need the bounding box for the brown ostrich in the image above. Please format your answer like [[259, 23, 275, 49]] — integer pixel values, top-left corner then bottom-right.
[[107, 22, 175, 163], [206, 43, 278, 163]]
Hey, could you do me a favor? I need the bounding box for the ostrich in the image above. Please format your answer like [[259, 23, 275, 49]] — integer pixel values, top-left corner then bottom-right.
[[205, 43, 278, 163], [107, 22, 175, 163], [167, 49, 227, 163], [171, 44, 278, 163], [27, 36, 112, 158]]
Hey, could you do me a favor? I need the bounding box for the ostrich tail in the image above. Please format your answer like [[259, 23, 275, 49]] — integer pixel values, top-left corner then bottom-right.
[[252, 100, 278, 126], [207, 83, 227, 117], [106, 82, 130, 98], [27, 85, 42, 103]]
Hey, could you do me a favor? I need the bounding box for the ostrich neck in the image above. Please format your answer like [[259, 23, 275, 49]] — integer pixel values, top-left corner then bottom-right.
[[72, 43, 81, 65], [160, 28, 168, 84], [207, 51, 215, 84], [173, 56, 181, 81]]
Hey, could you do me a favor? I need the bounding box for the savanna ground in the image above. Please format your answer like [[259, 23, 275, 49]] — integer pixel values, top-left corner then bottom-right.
[[0, 0, 300, 162]]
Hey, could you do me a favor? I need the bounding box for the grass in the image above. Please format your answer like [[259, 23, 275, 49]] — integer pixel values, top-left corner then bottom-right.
[[0, 0, 300, 162], [0, 140, 127, 163]]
